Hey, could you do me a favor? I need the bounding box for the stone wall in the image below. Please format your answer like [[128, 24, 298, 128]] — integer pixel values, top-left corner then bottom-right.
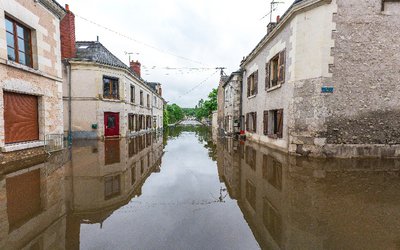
[[324, 0, 400, 147]]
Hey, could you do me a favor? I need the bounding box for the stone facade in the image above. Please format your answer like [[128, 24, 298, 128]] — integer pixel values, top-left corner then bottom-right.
[[240, 0, 400, 158], [0, 0, 65, 155], [221, 71, 242, 135], [63, 58, 164, 139]]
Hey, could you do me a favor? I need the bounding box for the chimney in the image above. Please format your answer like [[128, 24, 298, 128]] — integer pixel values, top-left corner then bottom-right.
[[60, 4, 76, 59], [159, 87, 162, 96], [130, 60, 141, 78], [267, 22, 277, 34]]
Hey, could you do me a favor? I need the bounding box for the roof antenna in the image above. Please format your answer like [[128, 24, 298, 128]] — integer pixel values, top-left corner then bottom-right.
[[270, 0, 284, 23]]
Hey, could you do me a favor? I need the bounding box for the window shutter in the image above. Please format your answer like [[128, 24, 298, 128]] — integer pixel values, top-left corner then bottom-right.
[[263, 111, 268, 135], [265, 62, 270, 89], [253, 112, 257, 133], [277, 109, 283, 138], [254, 71, 258, 94], [278, 50, 286, 83], [247, 77, 250, 97], [246, 113, 249, 131]]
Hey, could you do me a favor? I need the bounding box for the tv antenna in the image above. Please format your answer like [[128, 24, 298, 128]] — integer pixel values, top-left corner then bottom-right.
[[124, 51, 140, 62], [261, 1, 284, 22]]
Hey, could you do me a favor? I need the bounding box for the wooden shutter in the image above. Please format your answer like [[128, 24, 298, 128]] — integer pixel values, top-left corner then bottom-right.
[[247, 76, 250, 97], [254, 71, 258, 94], [265, 62, 270, 89], [278, 50, 286, 83], [277, 109, 283, 138], [253, 112, 257, 133], [4, 92, 39, 144], [263, 111, 269, 135], [246, 113, 249, 131]]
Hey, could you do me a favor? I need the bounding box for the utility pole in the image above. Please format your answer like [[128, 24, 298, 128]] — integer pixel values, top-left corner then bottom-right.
[[215, 67, 227, 76]]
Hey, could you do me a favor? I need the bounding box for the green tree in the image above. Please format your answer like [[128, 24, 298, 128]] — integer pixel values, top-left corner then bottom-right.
[[166, 103, 184, 124], [194, 88, 218, 120]]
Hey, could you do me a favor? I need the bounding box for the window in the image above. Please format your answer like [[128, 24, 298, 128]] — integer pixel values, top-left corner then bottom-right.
[[246, 180, 256, 210], [245, 146, 257, 170], [103, 76, 119, 99], [247, 71, 258, 97], [264, 109, 283, 138], [128, 114, 136, 131], [5, 17, 33, 67], [140, 90, 143, 106], [131, 162, 136, 185], [246, 112, 257, 133], [262, 155, 282, 191], [130, 85, 135, 103], [153, 96, 157, 107], [147, 94, 150, 107], [266, 50, 285, 89], [382, 0, 400, 11], [104, 175, 120, 200], [263, 199, 282, 246]]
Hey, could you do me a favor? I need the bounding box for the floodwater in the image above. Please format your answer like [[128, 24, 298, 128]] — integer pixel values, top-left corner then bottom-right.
[[1, 125, 400, 249]]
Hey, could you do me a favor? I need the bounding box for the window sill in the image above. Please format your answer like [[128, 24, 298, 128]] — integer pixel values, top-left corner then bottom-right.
[[102, 98, 123, 103], [247, 95, 256, 99], [266, 84, 282, 92], [266, 134, 283, 140], [2, 59, 62, 81], [2, 141, 44, 152]]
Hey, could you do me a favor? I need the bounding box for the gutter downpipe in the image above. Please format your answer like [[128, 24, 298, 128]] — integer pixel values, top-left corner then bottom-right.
[[67, 60, 72, 147]]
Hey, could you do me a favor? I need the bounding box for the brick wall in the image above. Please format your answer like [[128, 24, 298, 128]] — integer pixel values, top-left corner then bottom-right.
[[60, 5, 76, 59]]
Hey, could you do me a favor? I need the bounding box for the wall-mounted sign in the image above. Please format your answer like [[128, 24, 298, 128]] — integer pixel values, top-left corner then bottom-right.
[[321, 87, 334, 93]]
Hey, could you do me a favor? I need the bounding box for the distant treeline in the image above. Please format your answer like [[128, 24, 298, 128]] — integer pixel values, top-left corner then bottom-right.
[[164, 88, 217, 125]]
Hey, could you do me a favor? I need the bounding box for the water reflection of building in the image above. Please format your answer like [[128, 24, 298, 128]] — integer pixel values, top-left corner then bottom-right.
[[217, 138, 400, 250], [0, 152, 68, 249], [65, 133, 164, 249]]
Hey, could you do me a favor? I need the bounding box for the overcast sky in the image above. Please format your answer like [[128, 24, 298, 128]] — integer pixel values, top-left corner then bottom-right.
[[57, 0, 292, 107]]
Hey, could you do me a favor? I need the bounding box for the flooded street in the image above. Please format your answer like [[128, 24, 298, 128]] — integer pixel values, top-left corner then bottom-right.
[[2, 125, 400, 249]]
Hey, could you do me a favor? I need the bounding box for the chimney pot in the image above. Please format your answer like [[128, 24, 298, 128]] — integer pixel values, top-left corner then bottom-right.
[[277, 15, 280, 22], [65, 4, 69, 11]]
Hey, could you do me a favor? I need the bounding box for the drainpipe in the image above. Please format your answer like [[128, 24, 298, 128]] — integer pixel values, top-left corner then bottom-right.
[[239, 70, 244, 134], [66, 61, 72, 147]]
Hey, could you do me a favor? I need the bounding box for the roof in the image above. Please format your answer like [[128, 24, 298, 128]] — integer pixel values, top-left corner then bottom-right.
[[76, 41, 128, 69], [74, 41, 164, 99], [38, 0, 67, 19], [146, 82, 160, 92], [222, 69, 243, 88], [241, 0, 310, 67]]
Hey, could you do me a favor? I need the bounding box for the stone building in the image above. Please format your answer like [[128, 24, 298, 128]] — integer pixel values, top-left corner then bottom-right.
[[241, 0, 400, 158], [60, 7, 164, 139], [217, 138, 400, 249], [221, 70, 242, 135], [0, 0, 65, 155]]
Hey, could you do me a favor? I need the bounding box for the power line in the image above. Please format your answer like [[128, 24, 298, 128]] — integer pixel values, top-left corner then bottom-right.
[[172, 70, 219, 102], [75, 14, 209, 66]]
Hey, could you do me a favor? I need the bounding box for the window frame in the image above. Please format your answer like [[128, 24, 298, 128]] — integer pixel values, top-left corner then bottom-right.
[[247, 71, 258, 97], [147, 94, 150, 108], [266, 50, 286, 90], [130, 85, 135, 103], [139, 90, 144, 106], [103, 76, 119, 100], [382, 0, 400, 11], [5, 16, 33, 68], [264, 109, 284, 139]]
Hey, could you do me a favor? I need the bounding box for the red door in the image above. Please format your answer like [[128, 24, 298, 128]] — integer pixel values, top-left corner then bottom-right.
[[104, 112, 119, 137]]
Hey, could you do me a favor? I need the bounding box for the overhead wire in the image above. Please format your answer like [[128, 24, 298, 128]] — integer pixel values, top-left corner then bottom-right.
[[172, 70, 220, 102], [75, 13, 209, 66]]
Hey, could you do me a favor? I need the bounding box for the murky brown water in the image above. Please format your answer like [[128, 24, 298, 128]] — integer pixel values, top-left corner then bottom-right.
[[1, 126, 400, 249]]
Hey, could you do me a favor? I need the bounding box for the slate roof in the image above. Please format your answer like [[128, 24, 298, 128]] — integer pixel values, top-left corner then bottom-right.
[[74, 41, 163, 98], [146, 82, 160, 92], [75, 41, 128, 69]]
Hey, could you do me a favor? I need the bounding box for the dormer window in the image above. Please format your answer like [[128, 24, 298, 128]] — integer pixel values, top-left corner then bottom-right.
[[5, 17, 33, 67]]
